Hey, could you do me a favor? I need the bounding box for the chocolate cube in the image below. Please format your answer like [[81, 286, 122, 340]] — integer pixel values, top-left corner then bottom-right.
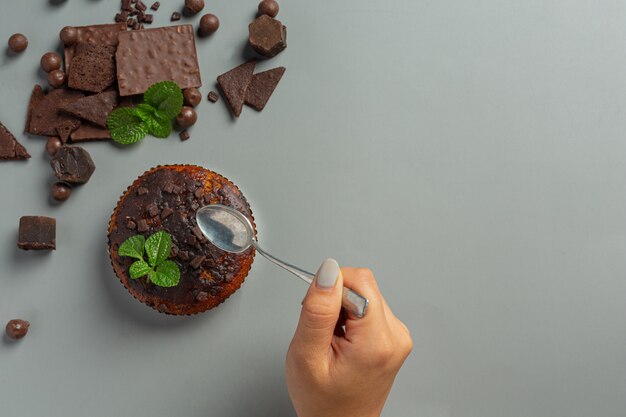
[[18, 216, 56, 250]]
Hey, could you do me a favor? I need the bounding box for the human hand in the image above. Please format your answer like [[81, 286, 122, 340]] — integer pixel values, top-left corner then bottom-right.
[[286, 259, 412, 417]]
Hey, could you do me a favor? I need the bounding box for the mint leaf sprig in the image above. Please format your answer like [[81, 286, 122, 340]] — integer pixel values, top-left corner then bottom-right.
[[108, 81, 184, 145], [118, 231, 181, 287]]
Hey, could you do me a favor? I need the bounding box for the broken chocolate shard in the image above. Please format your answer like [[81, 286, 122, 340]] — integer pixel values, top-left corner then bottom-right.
[[25, 86, 84, 142], [18, 216, 56, 250], [68, 44, 117, 93], [248, 15, 287, 58], [116, 25, 202, 96], [50, 146, 96, 184], [217, 60, 256, 117], [244, 66, 285, 111], [60, 91, 118, 128], [0, 122, 30, 160], [70, 123, 111, 142]]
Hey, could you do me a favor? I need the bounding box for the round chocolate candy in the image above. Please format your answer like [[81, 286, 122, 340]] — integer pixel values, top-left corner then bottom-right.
[[45, 137, 63, 157], [47, 70, 66, 88], [184, 0, 205, 15], [40, 52, 62, 73], [5, 319, 29, 340], [258, 0, 279, 17], [183, 88, 202, 107], [199, 14, 220, 36], [176, 106, 198, 128], [59, 26, 78, 46], [7, 33, 28, 53], [51, 182, 71, 202]]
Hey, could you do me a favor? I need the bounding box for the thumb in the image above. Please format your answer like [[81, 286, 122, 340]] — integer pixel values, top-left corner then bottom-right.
[[292, 258, 343, 359]]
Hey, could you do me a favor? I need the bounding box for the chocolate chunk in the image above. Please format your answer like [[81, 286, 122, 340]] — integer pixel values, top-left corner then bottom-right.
[[207, 91, 219, 103], [150, 2, 160, 11], [5, 319, 29, 340], [248, 15, 287, 58], [194, 188, 203, 199], [179, 130, 190, 141], [18, 216, 56, 250], [172, 185, 183, 194], [178, 250, 190, 261], [146, 202, 159, 217], [187, 235, 197, 246], [136, 0, 147, 12], [190, 255, 205, 269], [160, 207, 174, 219], [50, 146, 96, 184], [68, 44, 117, 93], [7, 34, 28, 53], [116, 25, 202, 96], [244, 66, 285, 111], [192, 226, 204, 240], [143, 14, 154, 24], [162, 182, 175, 193], [64, 23, 127, 71], [217, 60, 256, 117], [70, 124, 111, 142], [25, 86, 84, 142], [0, 122, 30, 160], [115, 13, 127, 23], [136, 187, 148, 195], [126, 219, 137, 230], [127, 18, 134, 27], [122, 0, 132, 11], [136, 219, 149, 232], [196, 291, 208, 301], [59, 91, 118, 128], [171, 12, 181, 21]]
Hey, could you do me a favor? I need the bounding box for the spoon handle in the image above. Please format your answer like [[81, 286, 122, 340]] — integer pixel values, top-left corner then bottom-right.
[[252, 242, 369, 318]]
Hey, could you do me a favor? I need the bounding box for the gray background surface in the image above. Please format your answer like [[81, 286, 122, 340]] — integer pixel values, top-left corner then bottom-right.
[[1, 0, 626, 416]]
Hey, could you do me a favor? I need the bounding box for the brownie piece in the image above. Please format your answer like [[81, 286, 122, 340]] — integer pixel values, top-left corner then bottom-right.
[[248, 15, 287, 58], [25, 85, 84, 142], [50, 146, 96, 184], [18, 216, 56, 250], [217, 60, 256, 117], [60, 91, 118, 127], [116, 25, 202, 96], [63, 23, 127, 71], [68, 44, 116, 93], [244, 66, 285, 111], [0, 122, 30, 160]]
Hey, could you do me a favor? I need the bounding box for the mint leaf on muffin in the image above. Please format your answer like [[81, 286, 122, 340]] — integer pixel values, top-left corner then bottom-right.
[[118, 231, 181, 287], [108, 81, 184, 145]]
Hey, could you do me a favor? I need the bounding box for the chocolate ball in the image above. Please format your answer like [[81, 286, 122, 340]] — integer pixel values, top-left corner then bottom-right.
[[5, 319, 29, 340], [45, 137, 63, 157], [258, 0, 279, 17], [176, 106, 198, 128], [7, 33, 28, 53], [184, 0, 205, 14], [199, 14, 220, 36], [183, 88, 202, 107], [51, 182, 71, 202], [48, 70, 66, 88], [60, 26, 78, 46], [40, 52, 62, 73]]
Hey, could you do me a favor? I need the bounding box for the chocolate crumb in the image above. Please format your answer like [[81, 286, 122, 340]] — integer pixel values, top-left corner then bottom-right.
[[190, 255, 206, 269], [207, 91, 219, 103], [171, 11, 181, 21], [179, 130, 190, 141], [137, 219, 149, 232], [137, 187, 148, 196]]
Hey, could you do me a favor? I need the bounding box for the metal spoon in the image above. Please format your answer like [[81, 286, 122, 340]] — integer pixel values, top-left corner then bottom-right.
[[196, 204, 369, 318]]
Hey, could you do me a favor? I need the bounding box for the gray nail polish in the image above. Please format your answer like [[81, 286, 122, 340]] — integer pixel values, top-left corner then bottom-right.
[[315, 258, 339, 289]]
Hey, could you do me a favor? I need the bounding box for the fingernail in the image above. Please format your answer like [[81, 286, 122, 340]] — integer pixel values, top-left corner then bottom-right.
[[315, 258, 339, 289]]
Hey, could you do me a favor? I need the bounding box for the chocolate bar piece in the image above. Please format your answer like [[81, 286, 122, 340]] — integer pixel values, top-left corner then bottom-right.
[[64, 23, 127, 71], [50, 146, 96, 184], [244, 66, 285, 111], [25, 85, 84, 142], [70, 124, 111, 142], [0, 122, 30, 160], [60, 91, 118, 127], [18, 216, 56, 250], [68, 44, 116, 93], [217, 60, 256, 117], [248, 15, 286, 58], [116, 25, 202, 96]]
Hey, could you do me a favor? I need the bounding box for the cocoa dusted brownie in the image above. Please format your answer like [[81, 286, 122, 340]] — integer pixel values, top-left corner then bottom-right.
[[107, 165, 256, 315], [62, 23, 127, 72]]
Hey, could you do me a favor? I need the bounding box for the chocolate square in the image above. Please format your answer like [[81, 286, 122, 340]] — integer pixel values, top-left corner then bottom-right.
[[116, 25, 202, 96], [18, 216, 56, 250]]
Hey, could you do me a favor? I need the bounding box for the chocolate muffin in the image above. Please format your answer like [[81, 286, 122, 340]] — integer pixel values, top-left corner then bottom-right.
[[108, 165, 256, 315]]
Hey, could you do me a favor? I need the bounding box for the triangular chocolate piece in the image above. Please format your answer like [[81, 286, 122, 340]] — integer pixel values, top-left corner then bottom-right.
[[217, 60, 256, 117], [26, 86, 84, 142], [60, 91, 118, 128], [0, 122, 30, 160], [244, 67, 285, 111]]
